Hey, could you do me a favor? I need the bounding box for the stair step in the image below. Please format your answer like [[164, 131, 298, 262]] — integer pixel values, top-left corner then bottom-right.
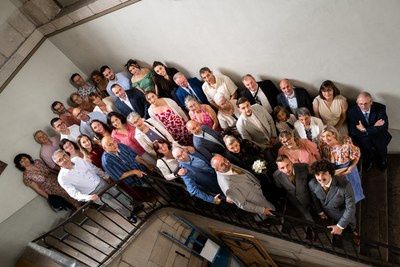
[[64, 223, 115, 254], [360, 164, 388, 260], [45, 236, 100, 267], [387, 154, 400, 265]]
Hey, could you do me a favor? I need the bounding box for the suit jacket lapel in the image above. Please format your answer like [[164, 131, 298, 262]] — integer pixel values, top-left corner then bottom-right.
[[324, 179, 338, 205]]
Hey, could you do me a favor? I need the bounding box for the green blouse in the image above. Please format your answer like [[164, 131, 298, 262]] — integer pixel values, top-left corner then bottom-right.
[[132, 71, 155, 92]]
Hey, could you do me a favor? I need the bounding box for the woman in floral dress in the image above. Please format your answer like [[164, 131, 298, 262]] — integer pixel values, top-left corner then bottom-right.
[[145, 91, 192, 146], [14, 153, 80, 209], [319, 126, 365, 203]]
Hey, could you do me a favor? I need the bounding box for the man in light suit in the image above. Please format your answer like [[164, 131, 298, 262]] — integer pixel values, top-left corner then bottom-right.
[[186, 120, 239, 163], [211, 154, 275, 217], [242, 74, 280, 114], [112, 84, 149, 118], [236, 97, 277, 150], [173, 72, 209, 110], [273, 155, 313, 221], [347, 91, 392, 170], [308, 160, 357, 239], [277, 79, 313, 114]]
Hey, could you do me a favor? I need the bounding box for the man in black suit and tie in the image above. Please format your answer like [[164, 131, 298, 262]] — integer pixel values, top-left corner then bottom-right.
[[273, 155, 313, 221], [308, 160, 359, 245], [277, 79, 313, 114], [241, 74, 280, 114], [347, 92, 392, 170], [112, 84, 149, 118], [186, 120, 239, 164]]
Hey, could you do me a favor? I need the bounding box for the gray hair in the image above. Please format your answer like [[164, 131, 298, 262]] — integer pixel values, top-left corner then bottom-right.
[[171, 146, 184, 159], [357, 91, 372, 100], [184, 95, 199, 108], [213, 92, 226, 105], [296, 107, 311, 118], [52, 149, 67, 163], [173, 72, 185, 82], [127, 112, 141, 123], [223, 135, 239, 147]]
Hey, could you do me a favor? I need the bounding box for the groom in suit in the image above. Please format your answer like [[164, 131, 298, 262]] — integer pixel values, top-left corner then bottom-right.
[[173, 72, 209, 109], [308, 160, 357, 241], [273, 155, 313, 221], [347, 91, 392, 170], [211, 154, 275, 216], [236, 97, 277, 150]]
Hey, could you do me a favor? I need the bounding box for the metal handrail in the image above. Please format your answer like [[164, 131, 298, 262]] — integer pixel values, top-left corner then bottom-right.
[[32, 174, 400, 266]]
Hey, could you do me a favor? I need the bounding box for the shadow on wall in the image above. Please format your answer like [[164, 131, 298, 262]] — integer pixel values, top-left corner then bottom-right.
[[165, 61, 191, 78], [378, 92, 399, 127]]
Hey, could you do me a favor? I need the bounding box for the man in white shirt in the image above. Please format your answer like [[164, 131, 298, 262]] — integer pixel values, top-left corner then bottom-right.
[[199, 67, 238, 107], [52, 149, 138, 222], [50, 117, 81, 142], [100, 65, 131, 97], [236, 97, 277, 150], [72, 107, 107, 139]]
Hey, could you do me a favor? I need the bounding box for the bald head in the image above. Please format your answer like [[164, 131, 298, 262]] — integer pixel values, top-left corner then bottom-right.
[[211, 154, 231, 173], [172, 147, 189, 162], [186, 120, 201, 135], [101, 136, 119, 153], [279, 79, 294, 96]]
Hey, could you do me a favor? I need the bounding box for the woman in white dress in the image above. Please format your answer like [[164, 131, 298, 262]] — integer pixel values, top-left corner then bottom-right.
[[313, 80, 348, 136]]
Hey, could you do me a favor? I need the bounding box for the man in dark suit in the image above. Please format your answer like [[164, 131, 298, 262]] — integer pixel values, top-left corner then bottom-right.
[[273, 155, 313, 221], [347, 92, 392, 170], [242, 74, 280, 114], [172, 147, 222, 204], [172, 72, 209, 109], [112, 84, 149, 118], [277, 79, 313, 114], [308, 160, 358, 243], [186, 120, 239, 163]]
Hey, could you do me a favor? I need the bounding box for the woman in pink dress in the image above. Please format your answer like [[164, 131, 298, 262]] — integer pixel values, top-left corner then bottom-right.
[[107, 112, 156, 166], [185, 95, 220, 131], [145, 91, 192, 146], [278, 130, 321, 165]]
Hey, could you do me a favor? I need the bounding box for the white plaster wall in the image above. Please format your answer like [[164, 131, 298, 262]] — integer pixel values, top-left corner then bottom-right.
[[0, 40, 83, 222], [0, 0, 18, 25], [49, 0, 400, 129], [0, 39, 83, 266]]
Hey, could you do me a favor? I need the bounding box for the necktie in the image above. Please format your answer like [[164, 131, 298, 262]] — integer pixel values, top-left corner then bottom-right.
[[305, 128, 312, 141], [188, 87, 200, 102], [323, 185, 329, 193], [364, 112, 369, 124], [253, 88, 261, 105]]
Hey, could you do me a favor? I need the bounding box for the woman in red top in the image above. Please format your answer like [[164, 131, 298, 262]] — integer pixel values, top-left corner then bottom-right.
[[107, 112, 156, 166], [77, 134, 104, 169]]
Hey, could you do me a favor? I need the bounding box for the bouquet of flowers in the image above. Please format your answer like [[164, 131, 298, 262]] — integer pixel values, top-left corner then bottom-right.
[[252, 160, 267, 174]]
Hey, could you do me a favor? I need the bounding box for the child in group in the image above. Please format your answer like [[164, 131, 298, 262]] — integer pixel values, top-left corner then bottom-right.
[[273, 106, 297, 134]]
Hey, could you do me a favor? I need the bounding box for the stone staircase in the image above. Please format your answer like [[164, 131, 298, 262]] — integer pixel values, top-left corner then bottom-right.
[[359, 153, 400, 265]]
